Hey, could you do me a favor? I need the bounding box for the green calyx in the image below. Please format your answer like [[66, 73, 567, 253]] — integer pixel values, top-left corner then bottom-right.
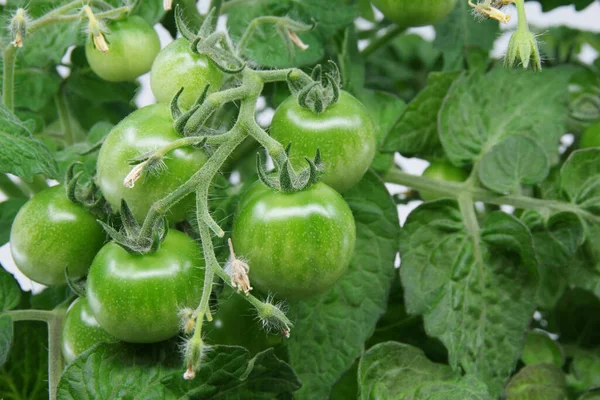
[[170, 85, 221, 137], [97, 199, 169, 254], [288, 61, 341, 114], [506, 29, 542, 71], [257, 144, 324, 193], [176, 6, 245, 74], [65, 162, 108, 216]]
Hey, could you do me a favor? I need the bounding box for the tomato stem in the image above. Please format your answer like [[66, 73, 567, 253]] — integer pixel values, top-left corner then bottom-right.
[[2, 46, 17, 110], [361, 25, 406, 58]]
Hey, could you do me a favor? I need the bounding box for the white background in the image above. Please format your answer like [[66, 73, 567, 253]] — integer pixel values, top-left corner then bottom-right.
[[2, 1, 600, 291]]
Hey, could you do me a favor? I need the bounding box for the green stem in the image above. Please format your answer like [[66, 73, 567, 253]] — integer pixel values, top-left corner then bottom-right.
[[220, 0, 250, 14], [361, 25, 406, 57], [385, 167, 600, 223], [0, 174, 27, 199], [47, 315, 64, 400], [55, 92, 75, 145], [2, 46, 17, 110], [4, 309, 56, 322], [513, 0, 529, 32], [236, 16, 288, 54]]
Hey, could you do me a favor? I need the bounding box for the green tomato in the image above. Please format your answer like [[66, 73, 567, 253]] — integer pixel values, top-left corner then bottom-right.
[[150, 38, 223, 110], [206, 289, 282, 354], [61, 297, 118, 364], [96, 103, 208, 223], [579, 122, 600, 149], [85, 16, 160, 82], [371, 0, 457, 27], [232, 182, 356, 299], [420, 161, 468, 201], [270, 91, 377, 193], [10, 186, 105, 286], [86, 230, 204, 343]]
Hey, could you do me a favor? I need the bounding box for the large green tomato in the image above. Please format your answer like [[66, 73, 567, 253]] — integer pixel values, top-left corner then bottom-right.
[[206, 289, 282, 354], [232, 182, 356, 299], [150, 38, 223, 110], [270, 91, 376, 193], [96, 104, 208, 223], [85, 16, 160, 82], [579, 122, 600, 149], [371, 0, 457, 27], [10, 186, 105, 286], [420, 161, 468, 201], [61, 297, 118, 364], [86, 230, 204, 343]]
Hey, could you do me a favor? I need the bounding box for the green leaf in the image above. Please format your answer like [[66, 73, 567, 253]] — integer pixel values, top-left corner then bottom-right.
[[287, 172, 400, 400], [400, 201, 538, 396], [521, 331, 564, 367], [520, 210, 585, 309], [547, 288, 600, 348], [0, 321, 49, 400], [0, 314, 13, 368], [382, 72, 460, 157], [358, 342, 492, 400], [505, 364, 568, 400], [227, 0, 358, 68], [568, 347, 600, 392], [560, 149, 600, 215], [163, 347, 301, 399], [0, 63, 61, 112], [0, 199, 27, 246], [579, 390, 600, 400], [528, 0, 595, 12], [479, 136, 550, 194], [0, 105, 58, 180], [439, 68, 571, 168], [567, 249, 600, 300], [433, 1, 499, 71], [0, 267, 21, 312]]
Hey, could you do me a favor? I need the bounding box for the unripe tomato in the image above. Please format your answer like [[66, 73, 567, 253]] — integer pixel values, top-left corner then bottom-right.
[[61, 297, 118, 364], [85, 16, 160, 82], [371, 0, 457, 27], [96, 104, 208, 223], [150, 38, 223, 110], [420, 161, 468, 201], [579, 122, 600, 149], [86, 230, 204, 343], [10, 186, 105, 286], [232, 182, 356, 299], [270, 91, 377, 193]]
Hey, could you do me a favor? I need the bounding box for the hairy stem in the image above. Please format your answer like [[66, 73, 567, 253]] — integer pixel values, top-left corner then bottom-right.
[[513, 0, 530, 32], [47, 315, 64, 400], [361, 25, 406, 57], [2, 46, 17, 110], [4, 309, 56, 322], [236, 16, 288, 54]]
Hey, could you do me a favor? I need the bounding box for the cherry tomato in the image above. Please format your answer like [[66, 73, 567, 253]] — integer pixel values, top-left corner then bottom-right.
[[232, 182, 356, 299], [270, 91, 376, 193], [150, 38, 223, 110], [86, 230, 204, 343], [96, 103, 208, 223], [85, 16, 160, 82], [420, 160, 468, 201], [61, 297, 118, 364], [371, 0, 457, 27], [579, 122, 600, 149], [10, 185, 105, 286]]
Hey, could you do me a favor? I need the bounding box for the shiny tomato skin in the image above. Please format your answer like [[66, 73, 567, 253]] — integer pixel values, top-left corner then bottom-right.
[[371, 0, 457, 27], [61, 297, 118, 364], [85, 16, 160, 82], [10, 185, 105, 286], [96, 103, 208, 223], [232, 182, 356, 299], [269, 91, 377, 193], [86, 230, 205, 343], [150, 38, 223, 110], [420, 161, 468, 201]]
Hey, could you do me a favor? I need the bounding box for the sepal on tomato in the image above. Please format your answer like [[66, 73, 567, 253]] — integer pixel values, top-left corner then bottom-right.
[[97, 200, 169, 254], [65, 162, 109, 218], [170, 85, 220, 137], [287, 61, 341, 114], [9, 8, 28, 48], [257, 296, 292, 339], [183, 335, 207, 380], [256, 146, 323, 193]]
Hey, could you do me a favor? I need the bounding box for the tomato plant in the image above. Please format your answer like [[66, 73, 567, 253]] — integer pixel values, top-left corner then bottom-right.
[[85, 15, 161, 82], [10, 185, 105, 285], [150, 38, 224, 110], [270, 91, 377, 193], [1, 1, 599, 400], [232, 181, 356, 299], [96, 103, 208, 223], [61, 297, 118, 364], [86, 229, 204, 343]]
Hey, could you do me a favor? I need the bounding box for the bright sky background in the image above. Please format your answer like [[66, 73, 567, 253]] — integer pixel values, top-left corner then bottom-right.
[[2, 1, 600, 291]]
